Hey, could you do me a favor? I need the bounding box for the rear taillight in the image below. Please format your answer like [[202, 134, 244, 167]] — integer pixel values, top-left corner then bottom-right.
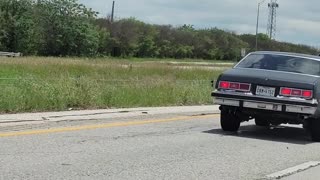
[[280, 88, 292, 96], [219, 81, 230, 89], [280, 87, 313, 99], [218, 81, 251, 91], [302, 90, 313, 99]]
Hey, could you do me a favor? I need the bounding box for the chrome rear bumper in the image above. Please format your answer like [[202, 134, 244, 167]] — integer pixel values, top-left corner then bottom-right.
[[214, 98, 317, 115]]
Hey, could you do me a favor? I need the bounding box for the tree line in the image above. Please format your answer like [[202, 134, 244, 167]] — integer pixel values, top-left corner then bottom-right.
[[0, 0, 318, 60]]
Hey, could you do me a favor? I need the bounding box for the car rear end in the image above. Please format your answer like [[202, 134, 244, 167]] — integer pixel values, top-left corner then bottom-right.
[[211, 52, 320, 141], [213, 68, 318, 118]]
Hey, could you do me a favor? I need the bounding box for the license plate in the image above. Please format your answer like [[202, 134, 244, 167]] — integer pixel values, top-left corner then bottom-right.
[[256, 86, 275, 97]]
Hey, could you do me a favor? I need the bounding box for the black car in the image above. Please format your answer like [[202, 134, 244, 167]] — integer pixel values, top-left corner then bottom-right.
[[212, 51, 320, 141]]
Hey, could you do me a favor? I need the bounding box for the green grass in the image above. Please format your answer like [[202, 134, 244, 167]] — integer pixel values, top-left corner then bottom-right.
[[0, 57, 228, 113]]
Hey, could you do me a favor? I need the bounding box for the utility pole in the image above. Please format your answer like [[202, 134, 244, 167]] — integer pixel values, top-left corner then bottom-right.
[[255, 0, 266, 51], [111, 1, 115, 23], [109, 1, 119, 57]]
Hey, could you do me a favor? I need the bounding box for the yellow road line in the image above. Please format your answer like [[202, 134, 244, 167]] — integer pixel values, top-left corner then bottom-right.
[[0, 114, 220, 138]]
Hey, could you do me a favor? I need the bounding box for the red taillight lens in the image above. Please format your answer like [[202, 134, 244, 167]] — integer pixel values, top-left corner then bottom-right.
[[240, 84, 250, 91], [280, 88, 292, 96], [280, 87, 313, 99], [302, 90, 312, 98], [218, 81, 250, 91], [291, 89, 302, 96], [229, 82, 240, 89], [219, 81, 230, 89]]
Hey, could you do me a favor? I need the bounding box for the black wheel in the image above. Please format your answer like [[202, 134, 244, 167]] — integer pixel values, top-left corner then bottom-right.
[[255, 117, 270, 127], [310, 118, 320, 142], [220, 110, 240, 132]]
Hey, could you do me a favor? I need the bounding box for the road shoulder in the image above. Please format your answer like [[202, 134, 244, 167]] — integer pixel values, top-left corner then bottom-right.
[[0, 105, 220, 127]]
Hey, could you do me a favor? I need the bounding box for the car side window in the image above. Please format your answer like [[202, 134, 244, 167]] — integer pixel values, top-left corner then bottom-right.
[[238, 54, 264, 68]]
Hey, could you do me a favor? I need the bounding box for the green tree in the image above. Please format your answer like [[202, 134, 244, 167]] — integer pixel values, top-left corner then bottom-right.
[[0, 0, 317, 59], [0, 0, 38, 54], [136, 24, 159, 57], [34, 0, 99, 56]]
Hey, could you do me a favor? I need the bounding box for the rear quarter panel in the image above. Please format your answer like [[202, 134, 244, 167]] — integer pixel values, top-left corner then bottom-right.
[[313, 78, 320, 117]]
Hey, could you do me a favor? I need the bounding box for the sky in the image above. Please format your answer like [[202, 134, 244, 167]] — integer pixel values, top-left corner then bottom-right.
[[79, 0, 320, 47]]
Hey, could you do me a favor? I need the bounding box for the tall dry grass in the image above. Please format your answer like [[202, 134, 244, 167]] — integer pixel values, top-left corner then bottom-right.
[[0, 57, 227, 113]]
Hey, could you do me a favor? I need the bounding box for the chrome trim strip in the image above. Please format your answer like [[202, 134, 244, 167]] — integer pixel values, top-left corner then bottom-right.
[[243, 101, 282, 111], [286, 105, 317, 114], [214, 98, 317, 115], [214, 90, 318, 105], [214, 98, 240, 107]]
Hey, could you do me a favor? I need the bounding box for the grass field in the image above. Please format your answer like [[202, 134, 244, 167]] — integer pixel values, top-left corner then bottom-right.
[[0, 57, 231, 113]]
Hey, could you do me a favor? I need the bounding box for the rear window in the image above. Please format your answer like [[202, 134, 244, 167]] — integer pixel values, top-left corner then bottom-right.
[[236, 54, 320, 76]]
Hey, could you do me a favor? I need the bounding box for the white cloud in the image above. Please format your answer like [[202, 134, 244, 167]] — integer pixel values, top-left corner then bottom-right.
[[284, 19, 320, 36], [79, 0, 320, 46]]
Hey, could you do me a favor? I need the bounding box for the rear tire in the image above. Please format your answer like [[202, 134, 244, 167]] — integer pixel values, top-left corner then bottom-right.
[[303, 119, 311, 132], [220, 110, 241, 132], [255, 118, 270, 127], [310, 118, 320, 142]]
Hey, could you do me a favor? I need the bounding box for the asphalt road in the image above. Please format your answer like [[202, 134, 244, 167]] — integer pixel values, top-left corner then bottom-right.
[[0, 107, 320, 180]]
